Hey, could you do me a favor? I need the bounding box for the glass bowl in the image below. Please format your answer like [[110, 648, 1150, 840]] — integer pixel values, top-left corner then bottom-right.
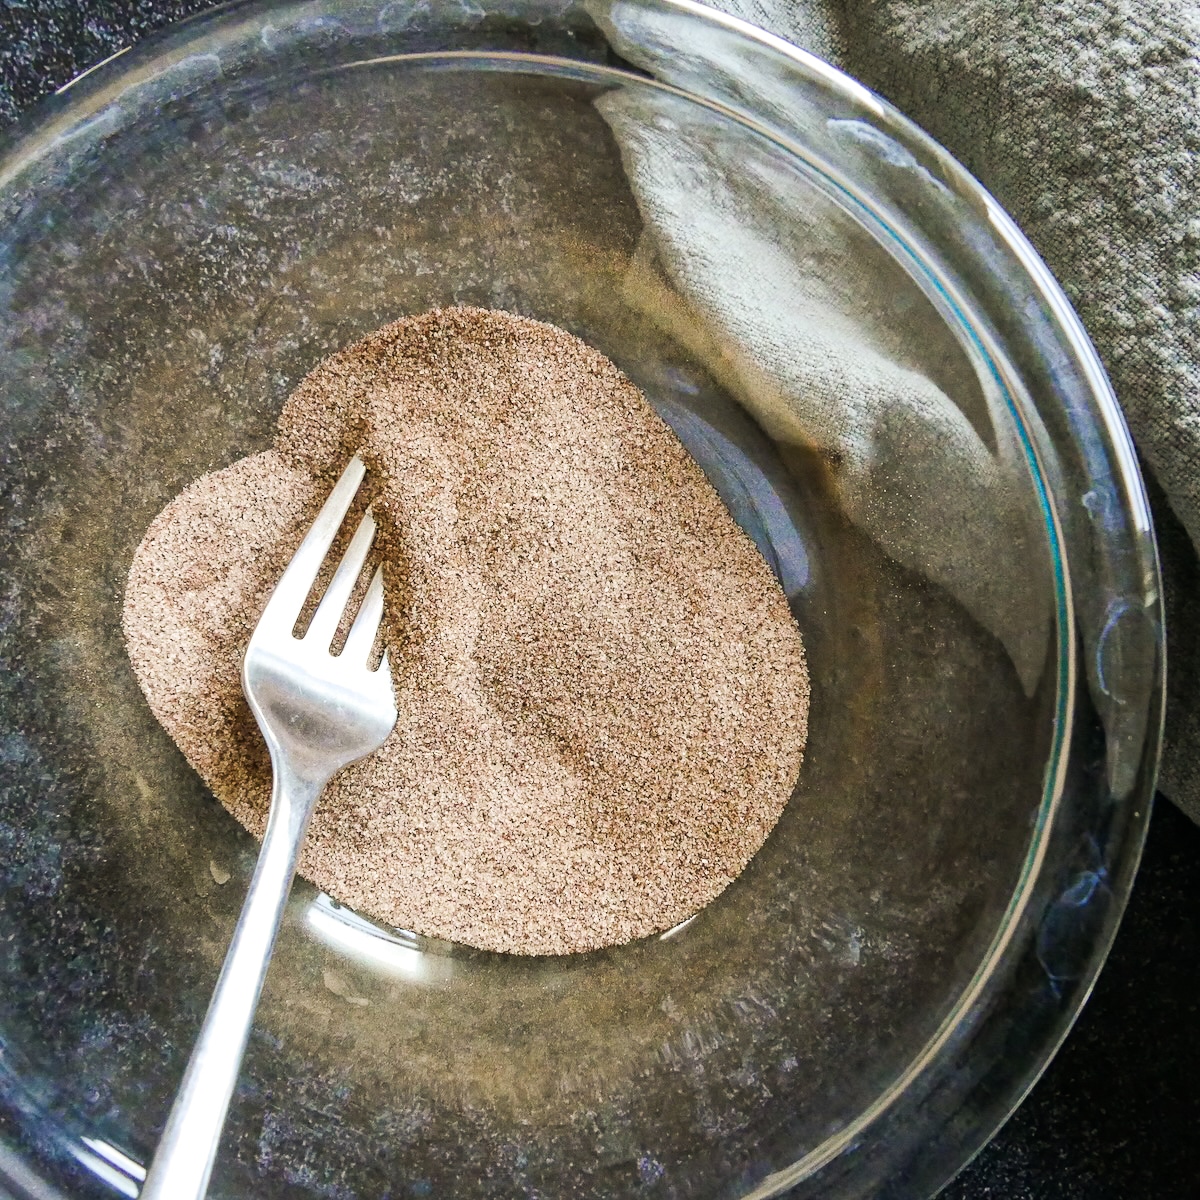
[[0, 1, 1163, 1197]]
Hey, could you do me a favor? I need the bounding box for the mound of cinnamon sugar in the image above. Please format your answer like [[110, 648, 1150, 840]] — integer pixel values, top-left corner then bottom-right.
[[123, 308, 809, 955]]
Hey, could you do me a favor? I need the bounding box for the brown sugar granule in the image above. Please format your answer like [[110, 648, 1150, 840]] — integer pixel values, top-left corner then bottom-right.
[[122, 308, 809, 955]]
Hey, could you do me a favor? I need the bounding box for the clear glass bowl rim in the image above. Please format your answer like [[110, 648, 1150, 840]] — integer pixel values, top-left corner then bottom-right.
[[0, 2, 1166, 1197]]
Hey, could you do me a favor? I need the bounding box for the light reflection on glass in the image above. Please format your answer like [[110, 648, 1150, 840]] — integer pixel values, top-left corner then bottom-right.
[[75, 1136, 145, 1197], [306, 894, 455, 986], [658, 914, 697, 941]]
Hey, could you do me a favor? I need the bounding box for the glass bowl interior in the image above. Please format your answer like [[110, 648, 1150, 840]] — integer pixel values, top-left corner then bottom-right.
[[0, 3, 1161, 1199]]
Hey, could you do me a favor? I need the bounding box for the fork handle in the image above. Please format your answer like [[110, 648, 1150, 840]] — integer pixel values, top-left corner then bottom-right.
[[140, 763, 326, 1200]]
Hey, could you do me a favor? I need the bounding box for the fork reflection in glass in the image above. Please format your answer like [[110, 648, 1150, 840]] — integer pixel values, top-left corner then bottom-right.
[[141, 456, 398, 1200]]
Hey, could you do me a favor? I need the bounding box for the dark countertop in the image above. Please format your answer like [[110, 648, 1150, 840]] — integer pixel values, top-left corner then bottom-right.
[[1, 3, 1197, 1198]]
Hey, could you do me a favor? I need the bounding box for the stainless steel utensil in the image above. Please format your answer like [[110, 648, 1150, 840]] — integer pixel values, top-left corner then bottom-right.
[[141, 456, 398, 1200]]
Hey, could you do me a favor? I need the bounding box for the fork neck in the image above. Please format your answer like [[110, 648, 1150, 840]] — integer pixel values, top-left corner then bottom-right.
[[265, 755, 330, 831]]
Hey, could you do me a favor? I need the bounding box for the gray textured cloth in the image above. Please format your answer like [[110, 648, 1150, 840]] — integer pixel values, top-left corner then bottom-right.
[[594, 83, 1054, 693], [820, 0, 1200, 820], [605, 0, 1200, 822]]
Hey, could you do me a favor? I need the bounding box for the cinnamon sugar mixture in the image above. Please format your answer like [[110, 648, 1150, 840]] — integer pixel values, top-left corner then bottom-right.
[[122, 308, 809, 955]]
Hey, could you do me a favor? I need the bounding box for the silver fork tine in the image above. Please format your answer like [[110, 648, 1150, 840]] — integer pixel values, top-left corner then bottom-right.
[[306, 508, 376, 648], [258, 456, 366, 633], [342, 564, 386, 666]]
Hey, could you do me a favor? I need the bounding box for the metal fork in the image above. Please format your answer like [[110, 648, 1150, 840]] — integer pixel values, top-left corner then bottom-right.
[[141, 456, 399, 1200]]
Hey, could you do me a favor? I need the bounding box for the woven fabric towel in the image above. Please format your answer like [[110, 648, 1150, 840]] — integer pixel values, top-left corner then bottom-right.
[[602, 0, 1200, 822]]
